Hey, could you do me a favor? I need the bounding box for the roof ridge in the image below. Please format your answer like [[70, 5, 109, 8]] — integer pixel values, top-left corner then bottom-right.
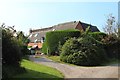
[[31, 27, 53, 32]]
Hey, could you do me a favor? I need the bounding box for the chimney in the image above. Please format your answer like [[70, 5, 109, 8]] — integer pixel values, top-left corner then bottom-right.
[[29, 28, 32, 34], [74, 21, 76, 23]]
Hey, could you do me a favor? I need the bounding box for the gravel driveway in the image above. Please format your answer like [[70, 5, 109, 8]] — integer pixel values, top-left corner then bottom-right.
[[29, 55, 119, 78]]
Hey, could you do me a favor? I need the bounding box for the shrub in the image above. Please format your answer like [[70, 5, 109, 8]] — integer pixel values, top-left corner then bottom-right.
[[102, 35, 120, 59], [42, 29, 81, 55], [2, 29, 22, 66], [21, 45, 30, 55], [88, 32, 107, 41], [60, 36, 107, 66]]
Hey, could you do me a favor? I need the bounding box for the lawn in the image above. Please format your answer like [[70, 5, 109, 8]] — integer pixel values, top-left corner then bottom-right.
[[14, 59, 64, 79], [46, 56, 61, 63], [46, 56, 76, 66]]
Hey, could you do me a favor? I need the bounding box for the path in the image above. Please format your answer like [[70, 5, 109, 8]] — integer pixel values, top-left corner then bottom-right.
[[29, 55, 119, 78]]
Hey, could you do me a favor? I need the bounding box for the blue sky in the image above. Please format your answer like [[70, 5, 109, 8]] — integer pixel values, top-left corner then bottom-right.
[[0, 1, 118, 35]]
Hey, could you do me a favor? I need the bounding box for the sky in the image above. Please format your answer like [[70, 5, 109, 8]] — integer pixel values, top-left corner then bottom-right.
[[0, 0, 119, 35]]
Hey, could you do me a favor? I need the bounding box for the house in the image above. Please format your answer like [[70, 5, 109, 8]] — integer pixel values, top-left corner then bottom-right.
[[28, 21, 99, 48]]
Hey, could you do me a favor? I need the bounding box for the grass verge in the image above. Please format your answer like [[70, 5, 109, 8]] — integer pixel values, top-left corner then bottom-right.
[[46, 55, 120, 67], [13, 59, 64, 79], [46, 56, 76, 66]]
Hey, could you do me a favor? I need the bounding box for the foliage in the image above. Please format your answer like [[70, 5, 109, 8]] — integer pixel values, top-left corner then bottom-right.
[[17, 31, 30, 55], [118, 27, 120, 39], [1, 23, 29, 78], [102, 14, 120, 60], [41, 42, 47, 54], [88, 32, 107, 41], [42, 29, 81, 55], [60, 36, 107, 66], [2, 28, 22, 65], [2, 65, 25, 78], [103, 14, 120, 38], [102, 35, 120, 59]]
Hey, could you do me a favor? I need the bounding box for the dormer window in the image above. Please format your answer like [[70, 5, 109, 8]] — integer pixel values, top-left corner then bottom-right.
[[29, 34, 32, 38], [52, 29, 55, 31], [34, 33, 38, 37], [34, 39, 38, 43]]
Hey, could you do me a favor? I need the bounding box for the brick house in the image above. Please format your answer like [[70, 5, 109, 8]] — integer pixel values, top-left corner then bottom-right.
[[28, 21, 99, 48]]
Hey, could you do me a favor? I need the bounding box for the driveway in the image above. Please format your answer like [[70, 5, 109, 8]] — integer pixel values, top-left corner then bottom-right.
[[29, 55, 119, 78]]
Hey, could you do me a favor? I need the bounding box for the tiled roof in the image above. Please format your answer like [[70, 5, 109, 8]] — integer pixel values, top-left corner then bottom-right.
[[28, 42, 42, 48], [28, 21, 99, 43], [80, 22, 99, 32], [31, 27, 53, 33], [53, 21, 79, 30]]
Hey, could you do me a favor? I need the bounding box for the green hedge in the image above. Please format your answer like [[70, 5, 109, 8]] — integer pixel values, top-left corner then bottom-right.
[[41, 42, 47, 54], [88, 32, 107, 41], [42, 29, 81, 55]]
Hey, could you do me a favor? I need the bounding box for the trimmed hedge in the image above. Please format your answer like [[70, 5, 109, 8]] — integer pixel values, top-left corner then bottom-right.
[[42, 29, 81, 55], [88, 32, 107, 41], [41, 42, 47, 54], [60, 36, 107, 66]]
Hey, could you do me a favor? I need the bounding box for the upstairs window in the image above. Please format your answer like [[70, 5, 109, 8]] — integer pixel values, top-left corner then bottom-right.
[[34, 33, 38, 37], [29, 34, 32, 38], [34, 39, 38, 43]]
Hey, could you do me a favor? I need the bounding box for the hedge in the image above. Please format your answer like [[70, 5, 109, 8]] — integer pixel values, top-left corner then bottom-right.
[[42, 29, 81, 55], [88, 32, 107, 41]]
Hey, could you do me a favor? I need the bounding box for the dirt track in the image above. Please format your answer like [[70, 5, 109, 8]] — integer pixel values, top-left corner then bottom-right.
[[29, 55, 119, 78]]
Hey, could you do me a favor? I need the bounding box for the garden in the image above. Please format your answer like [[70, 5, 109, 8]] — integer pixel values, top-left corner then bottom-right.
[[2, 14, 120, 79], [42, 15, 120, 66], [2, 24, 64, 80]]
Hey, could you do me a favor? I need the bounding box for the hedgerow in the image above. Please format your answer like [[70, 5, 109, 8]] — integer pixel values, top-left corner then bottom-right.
[[42, 29, 81, 55]]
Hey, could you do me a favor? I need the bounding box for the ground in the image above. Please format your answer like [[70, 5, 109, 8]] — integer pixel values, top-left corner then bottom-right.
[[29, 55, 119, 78]]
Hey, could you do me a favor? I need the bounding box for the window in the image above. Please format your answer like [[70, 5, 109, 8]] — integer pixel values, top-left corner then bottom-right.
[[52, 29, 55, 31], [34, 33, 38, 37], [29, 34, 32, 38], [41, 37, 45, 43], [34, 39, 38, 43]]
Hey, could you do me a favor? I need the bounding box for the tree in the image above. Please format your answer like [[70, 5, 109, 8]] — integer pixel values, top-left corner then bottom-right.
[[16, 31, 30, 56], [2, 24, 22, 66], [103, 14, 118, 36]]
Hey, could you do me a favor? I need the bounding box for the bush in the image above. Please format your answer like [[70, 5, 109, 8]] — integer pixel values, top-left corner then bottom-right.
[[2, 29, 22, 66], [21, 45, 30, 55], [88, 32, 107, 41], [42, 29, 81, 55], [60, 36, 107, 66], [102, 35, 120, 59]]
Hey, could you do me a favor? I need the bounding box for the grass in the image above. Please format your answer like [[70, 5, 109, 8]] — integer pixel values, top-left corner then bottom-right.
[[14, 59, 64, 79], [46, 56, 61, 63], [46, 55, 120, 67], [46, 55, 77, 66]]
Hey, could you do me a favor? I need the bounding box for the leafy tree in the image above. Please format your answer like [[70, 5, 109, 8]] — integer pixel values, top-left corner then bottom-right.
[[17, 31, 30, 45], [16, 31, 30, 56], [2, 23, 27, 78], [2, 24, 22, 66], [103, 14, 118, 37]]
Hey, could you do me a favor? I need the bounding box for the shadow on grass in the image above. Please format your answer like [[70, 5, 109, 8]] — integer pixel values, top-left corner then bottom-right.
[[2, 68, 64, 80]]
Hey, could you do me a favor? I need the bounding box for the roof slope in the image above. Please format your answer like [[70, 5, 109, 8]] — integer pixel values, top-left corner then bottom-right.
[[28, 21, 99, 43], [80, 22, 99, 32], [53, 21, 79, 30]]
